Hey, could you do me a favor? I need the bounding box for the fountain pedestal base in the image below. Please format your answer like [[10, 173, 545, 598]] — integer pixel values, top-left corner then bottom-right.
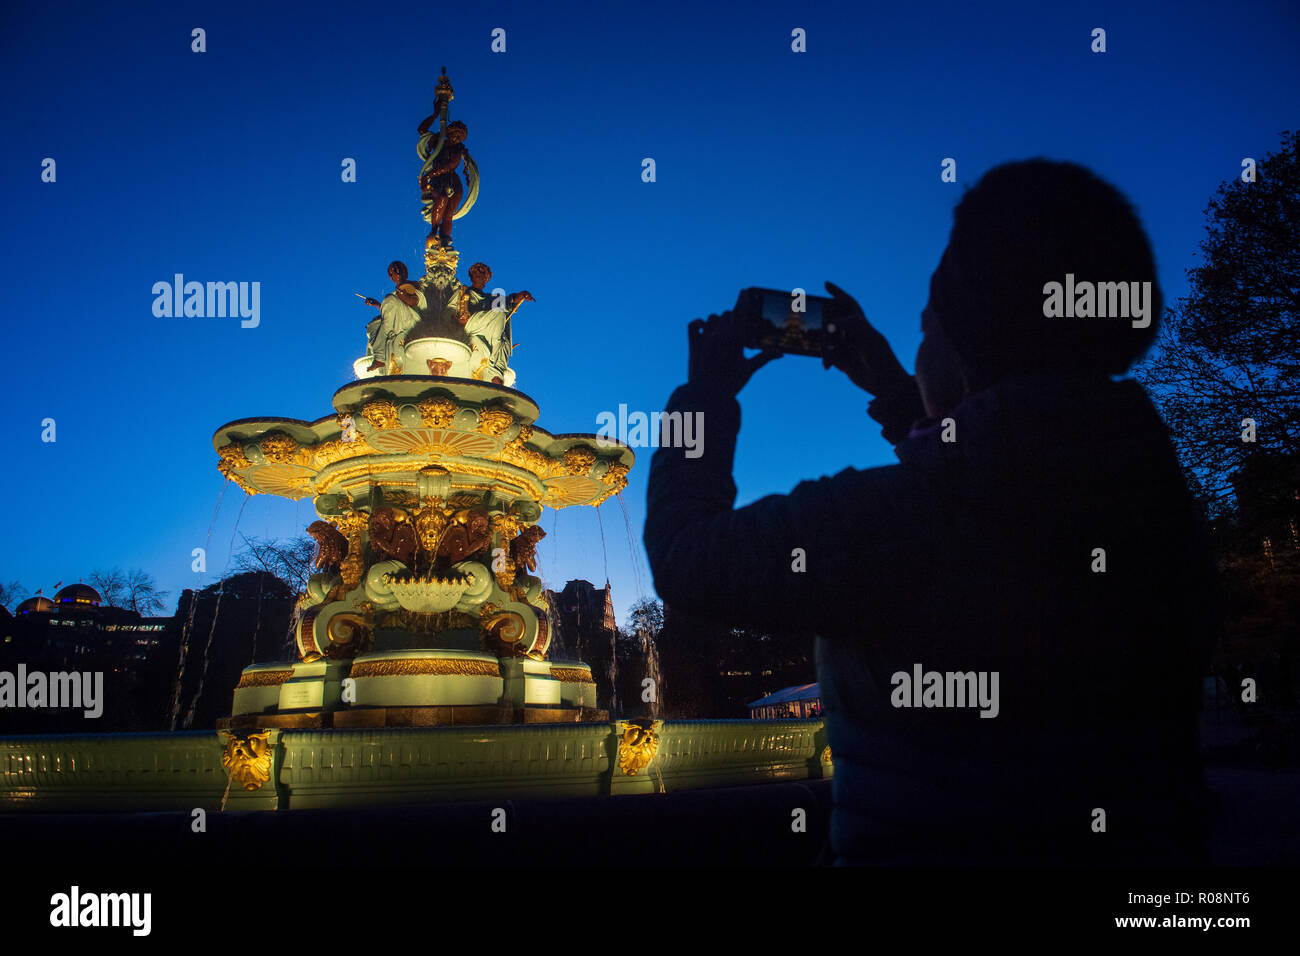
[[220, 651, 600, 728]]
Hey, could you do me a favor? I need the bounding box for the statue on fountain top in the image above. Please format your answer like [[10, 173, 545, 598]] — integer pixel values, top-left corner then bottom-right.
[[417, 67, 479, 249], [352, 69, 534, 385]]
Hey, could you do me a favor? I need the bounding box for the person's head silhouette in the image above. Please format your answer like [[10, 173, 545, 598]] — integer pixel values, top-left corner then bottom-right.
[[918, 160, 1163, 416]]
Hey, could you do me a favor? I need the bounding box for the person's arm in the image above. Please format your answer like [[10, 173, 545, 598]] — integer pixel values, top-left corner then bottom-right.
[[643, 311, 927, 635], [822, 281, 925, 444], [867, 380, 926, 444], [644, 379, 928, 635], [643, 381, 810, 631], [394, 282, 420, 309]]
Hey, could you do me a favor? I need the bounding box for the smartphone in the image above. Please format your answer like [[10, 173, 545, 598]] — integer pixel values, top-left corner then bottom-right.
[[735, 287, 841, 357]]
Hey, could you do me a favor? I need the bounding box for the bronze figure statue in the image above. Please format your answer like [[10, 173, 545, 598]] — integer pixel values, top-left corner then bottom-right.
[[369, 507, 418, 567], [416, 68, 479, 246], [436, 508, 493, 563], [306, 520, 349, 572], [509, 525, 547, 573]]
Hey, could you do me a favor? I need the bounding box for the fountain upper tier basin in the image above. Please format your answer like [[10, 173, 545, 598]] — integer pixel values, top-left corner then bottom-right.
[[212, 377, 632, 508], [352, 337, 499, 383]]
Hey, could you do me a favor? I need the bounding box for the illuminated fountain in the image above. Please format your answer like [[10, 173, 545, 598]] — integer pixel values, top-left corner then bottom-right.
[[215, 69, 631, 729], [0, 71, 831, 813]]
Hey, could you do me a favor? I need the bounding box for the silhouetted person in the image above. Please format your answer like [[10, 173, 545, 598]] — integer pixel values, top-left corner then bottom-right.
[[645, 159, 1217, 865]]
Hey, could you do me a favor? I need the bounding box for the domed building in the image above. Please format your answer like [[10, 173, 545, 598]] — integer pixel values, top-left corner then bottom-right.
[[15, 596, 56, 616], [2, 580, 175, 673], [53, 584, 102, 611], [0, 579, 180, 731]]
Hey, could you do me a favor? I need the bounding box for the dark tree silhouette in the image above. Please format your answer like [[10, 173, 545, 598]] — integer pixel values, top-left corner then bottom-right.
[[628, 597, 663, 636], [87, 568, 127, 607], [1138, 131, 1300, 712], [1137, 130, 1300, 516], [0, 580, 26, 611], [88, 568, 168, 614], [233, 534, 316, 594], [125, 568, 169, 616]]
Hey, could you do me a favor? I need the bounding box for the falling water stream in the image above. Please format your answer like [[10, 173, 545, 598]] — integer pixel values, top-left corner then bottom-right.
[[607, 629, 618, 717], [283, 498, 304, 658], [641, 627, 663, 720], [281, 597, 303, 662], [168, 481, 229, 729], [181, 493, 248, 729], [245, 529, 267, 668], [537, 509, 567, 660], [615, 492, 649, 604], [545, 601, 569, 661], [218, 769, 234, 813], [595, 503, 609, 585], [618, 491, 664, 720], [594, 501, 620, 716]]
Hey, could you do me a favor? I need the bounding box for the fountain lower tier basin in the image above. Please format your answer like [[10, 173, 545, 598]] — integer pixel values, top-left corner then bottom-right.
[[223, 650, 602, 729], [0, 719, 832, 812]]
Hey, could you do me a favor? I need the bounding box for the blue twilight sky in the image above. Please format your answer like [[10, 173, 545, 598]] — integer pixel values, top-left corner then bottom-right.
[[1, 0, 1296, 626]]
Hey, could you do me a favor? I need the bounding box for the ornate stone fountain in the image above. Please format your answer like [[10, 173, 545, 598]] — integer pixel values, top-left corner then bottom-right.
[[214, 70, 632, 728], [0, 71, 831, 815]]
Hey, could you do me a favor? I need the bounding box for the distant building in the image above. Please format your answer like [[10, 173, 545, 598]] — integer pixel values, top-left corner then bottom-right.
[[540, 579, 619, 712], [542, 579, 616, 662], [749, 683, 822, 719], [5, 583, 174, 672], [1, 583, 179, 730]]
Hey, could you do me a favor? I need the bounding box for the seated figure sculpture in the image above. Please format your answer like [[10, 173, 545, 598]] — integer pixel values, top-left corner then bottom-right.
[[364, 261, 426, 372], [459, 262, 533, 384]]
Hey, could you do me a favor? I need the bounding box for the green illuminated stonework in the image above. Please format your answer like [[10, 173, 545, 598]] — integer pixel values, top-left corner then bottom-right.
[[0, 720, 831, 811]]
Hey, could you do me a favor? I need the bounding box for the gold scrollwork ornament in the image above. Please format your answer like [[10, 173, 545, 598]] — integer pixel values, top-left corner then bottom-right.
[[333, 511, 369, 590]]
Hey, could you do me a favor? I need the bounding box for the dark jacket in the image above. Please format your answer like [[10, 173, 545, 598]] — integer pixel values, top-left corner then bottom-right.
[[644, 372, 1215, 865]]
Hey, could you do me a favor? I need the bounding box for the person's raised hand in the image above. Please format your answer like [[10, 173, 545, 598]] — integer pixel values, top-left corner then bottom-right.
[[822, 281, 912, 397], [687, 311, 781, 397]]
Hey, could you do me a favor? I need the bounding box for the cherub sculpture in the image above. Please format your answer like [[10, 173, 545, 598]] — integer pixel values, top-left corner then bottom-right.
[[509, 525, 547, 574], [369, 507, 418, 567], [436, 508, 492, 563], [306, 520, 349, 572]]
